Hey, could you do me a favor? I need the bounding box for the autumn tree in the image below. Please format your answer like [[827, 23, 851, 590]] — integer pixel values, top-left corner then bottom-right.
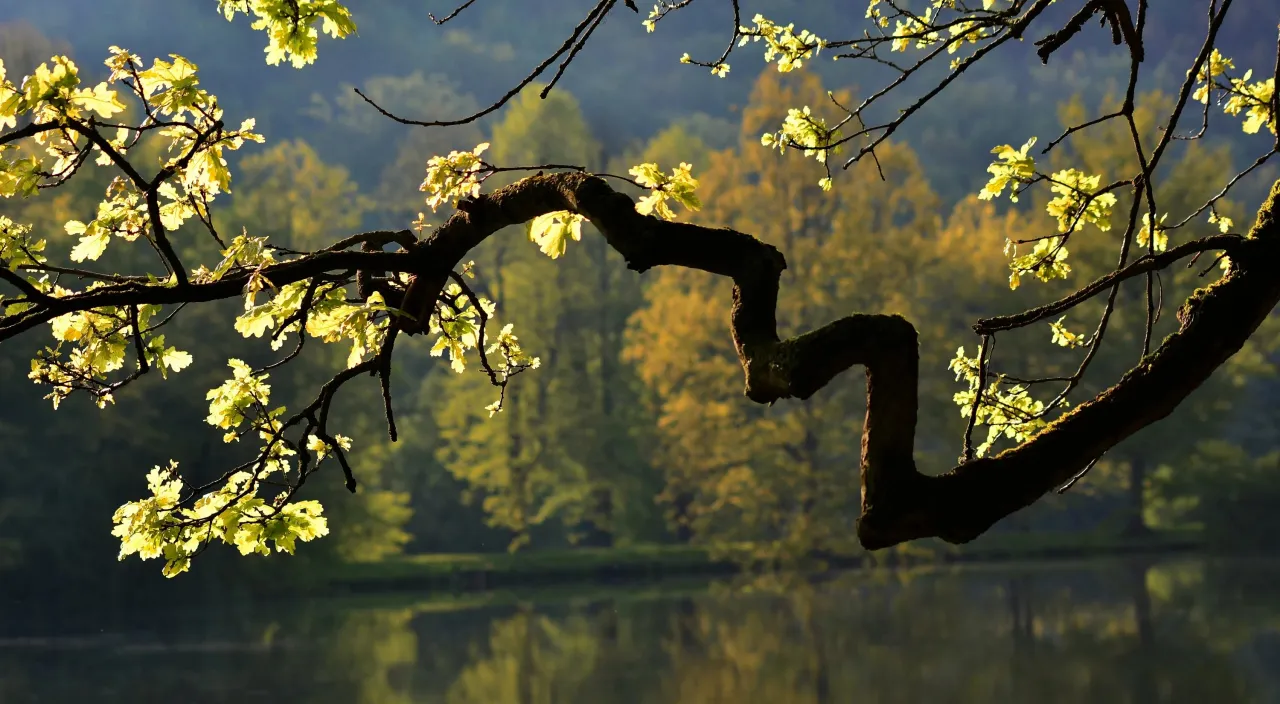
[[427, 86, 610, 549], [1, 0, 1278, 575], [223, 139, 414, 561], [626, 69, 950, 559]]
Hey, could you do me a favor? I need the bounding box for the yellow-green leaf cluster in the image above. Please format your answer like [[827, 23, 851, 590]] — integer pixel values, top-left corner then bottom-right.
[[306, 433, 353, 460], [1208, 209, 1234, 234], [528, 211, 584, 259], [482, 323, 541, 416], [1045, 168, 1118, 234], [947, 18, 996, 55], [110, 357, 350, 576], [63, 182, 148, 262], [760, 106, 841, 173], [428, 279, 497, 373], [305, 291, 390, 368], [420, 142, 489, 212], [2, 48, 263, 279], [205, 358, 273, 433], [0, 55, 126, 190], [979, 136, 1036, 202], [31, 300, 192, 408], [1004, 236, 1071, 290], [1191, 49, 1277, 136], [1226, 74, 1275, 135], [112, 51, 267, 200], [234, 278, 350, 351], [891, 7, 943, 52], [420, 272, 540, 414], [199, 231, 277, 283], [1049, 316, 1086, 348], [1137, 211, 1169, 252], [135, 54, 206, 115], [111, 459, 331, 577], [0, 149, 42, 198], [0, 216, 45, 273], [628, 162, 702, 220], [217, 0, 357, 68], [975, 139, 1118, 288], [642, 5, 660, 33], [0, 55, 125, 128], [737, 14, 827, 73], [949, 346, 1057, 457]]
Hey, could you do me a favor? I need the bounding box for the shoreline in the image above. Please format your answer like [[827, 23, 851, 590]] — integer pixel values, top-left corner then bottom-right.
[[324, 530, 1206, 595]]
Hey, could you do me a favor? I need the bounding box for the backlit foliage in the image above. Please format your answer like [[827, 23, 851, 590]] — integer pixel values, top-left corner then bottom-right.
[[216, 0, 356, 67], [628, 162, 701, 220], [949, 347, 1051, 458], [2, 0, 1278, 572], [1191, 49, 1277, 137], [737, 14, 827, 73]]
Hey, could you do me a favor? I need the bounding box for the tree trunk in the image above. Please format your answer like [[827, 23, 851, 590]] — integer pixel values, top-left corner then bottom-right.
[[672, 491, 694, 543], [1124, 456, 1150, 537], [593, 237, 616, 547]]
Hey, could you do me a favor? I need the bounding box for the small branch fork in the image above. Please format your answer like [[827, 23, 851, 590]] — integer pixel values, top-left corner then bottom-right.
[[357, 0, 622, 127]]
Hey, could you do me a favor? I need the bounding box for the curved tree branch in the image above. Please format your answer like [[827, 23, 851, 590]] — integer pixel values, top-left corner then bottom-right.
[[7, 170, 1278, 551], [399, 172, 1280, 550]]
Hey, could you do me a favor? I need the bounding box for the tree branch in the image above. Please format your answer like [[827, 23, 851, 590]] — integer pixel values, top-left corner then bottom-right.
[[0, 268, 48, 300], [973, 233, 1242, 334], [11, 170, 1279, 551], [397, 172, 1280, 550], [0, 249, 408, 343]]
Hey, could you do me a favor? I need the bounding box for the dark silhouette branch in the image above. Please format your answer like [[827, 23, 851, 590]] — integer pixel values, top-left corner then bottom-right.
[[393, 172, 1280, 549], [974, 233, 1242, 334], [5, 150, 1278, 548], [0, 248, 408, 343], [0, 268, 48, 300], [428, 0, 481, 25], [354, 0, 616, 127]]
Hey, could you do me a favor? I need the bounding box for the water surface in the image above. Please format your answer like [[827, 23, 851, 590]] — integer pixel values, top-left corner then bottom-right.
[[2, 556, 1278, 703]]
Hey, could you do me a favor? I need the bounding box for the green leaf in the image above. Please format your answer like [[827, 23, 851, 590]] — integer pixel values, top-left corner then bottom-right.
[[160, 348, 192, 372], [234, 304, 275, 338], [70, 82, 126, 119], [528, 211, 584, 259], [979, 137, 1036, 202], [69, 231, 111, 262], [218, 0, 356, 68], [627, 161, 701, 220]]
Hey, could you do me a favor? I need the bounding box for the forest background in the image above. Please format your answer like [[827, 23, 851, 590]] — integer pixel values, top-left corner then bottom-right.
[[2, 0, 1280, 598]]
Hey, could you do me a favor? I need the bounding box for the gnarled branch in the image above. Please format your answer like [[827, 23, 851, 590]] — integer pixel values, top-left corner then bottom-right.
[[399, 173, 1280, 550], [7, 171, 1278, 550]]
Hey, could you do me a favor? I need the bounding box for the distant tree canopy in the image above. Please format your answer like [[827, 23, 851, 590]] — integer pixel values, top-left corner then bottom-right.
[[0, 0, 1277, 575]]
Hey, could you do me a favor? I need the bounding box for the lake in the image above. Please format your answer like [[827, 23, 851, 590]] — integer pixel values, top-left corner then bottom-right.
[[2, 556, 1278, 703]]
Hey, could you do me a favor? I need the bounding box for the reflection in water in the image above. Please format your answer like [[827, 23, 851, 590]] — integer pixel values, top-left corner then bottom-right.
[[2, 557, 1279, 703]]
